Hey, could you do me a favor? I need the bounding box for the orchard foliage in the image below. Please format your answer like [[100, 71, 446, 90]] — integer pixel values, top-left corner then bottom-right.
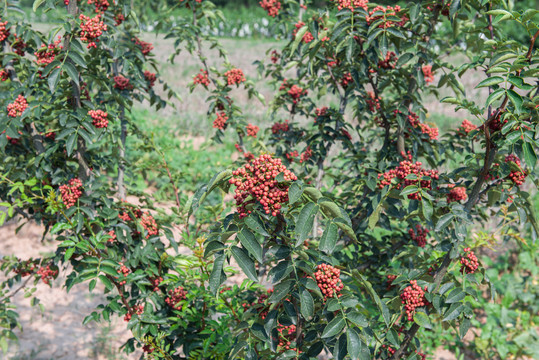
[[0, 0, 538, 359]]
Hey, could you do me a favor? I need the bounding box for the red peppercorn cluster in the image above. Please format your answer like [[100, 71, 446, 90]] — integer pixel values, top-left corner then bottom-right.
[[314, 263, 344, 300], [315, 107, 328, 117], [11, 35, 26, 56], [140, 212, 158, 238], [270, 50, 280, 63], [242, 290, 271, 319], [408, 224, 429, 248], [107, 230, 116, 243], [149, 276, 163, 292], [505, 154, 527, 186], [386, 274, 397, 291], [300, 146, 313, 163], [142, 344, 154, 354], [340, 72, 353, 88], [367, 5, 408, 28], [279, 79, 308, 104], [118, 262, 130, 286], [271, 120, 289, 134], [113, 75, 132, 90], [224, 68, 246, 86], [407, 111, 439, 140], [260, 0, 281, 17], [192, 69, 210, 87], [447, 186, 467, 203], [378, 51, 397, 69], [381, 344, 396, 356], [422, 65, 435, 84], [0, 69, 8, 81], [144, 70, 156, 88], [293, 21, 314, 43], [416, 350, 427, 360], [427, 1, 451, 16], [79, 14, 107, 48], [277, 324, 299, 352], [341, 128, 352, 140], [377, 158, 439, 200], [87, 0, 109, 12], [0, 19, 9, 42], [88, 109, 108, 128], [213, 112, 228, 130], [229, 154, 297, 218], [459, 119, 477, 135], [366, 91, 380, 112], [114, 12, 125, 25], [133, 37, 153, 56], [37, 265, 58, 285], [59, 178, 83, 208], [165, 287, 187, 310], [124, 304, 143, 321], [13, 260, 36, 277], [34, 37, 63, 66], [288, 85, 307, 104], [286, 150, 299, 162], [333, 0, 368, 11], [400, 280, 427, 321], [246, 124, 259, 137], [460, 247, 479, 274], [488, 112, 507, 132], [7, 94, 28, 118]]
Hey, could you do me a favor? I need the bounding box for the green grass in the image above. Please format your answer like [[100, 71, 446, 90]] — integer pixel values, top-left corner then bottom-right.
[[126, 108, 237, 202]]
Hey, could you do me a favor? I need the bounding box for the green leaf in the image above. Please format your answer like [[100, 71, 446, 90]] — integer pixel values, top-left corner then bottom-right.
[[446, 288, 465, 303], [269, 279, 294, 303], [347, 311, 368, 327], [321, 315, 345, 338], [64, 247, 75, 261], [522, 142, 537, 170], [400, 185, 419, 197], [435, 213, 454, 231], [231, 246, 258, 282], [244, 214, 270, 237], [485, 88, 505, 107], [237, 228, 262, 263], [449, 0, 460, 18], [413, 311, 432, 329], [48, 67, 61, 93], [354, 271, 390, 326], [98, 275, 113, 291], [475, 76, 504, 88], [347, 328, 361, 360], [379, 33, 388, 58], [443, 303, 464, 321], [64, 62, 79, 87], [66, 132, 77, 157], [295, 203, 319, 247], [288, 181, 304, 205], [459, 318, 471, 339], [300, 288, 314, 319], [33, 0, 46, 12], [209, 253, 225, 295], [422, 198, 433, 220], [319, 222, 338, 254], [506, 89, 523, 113]]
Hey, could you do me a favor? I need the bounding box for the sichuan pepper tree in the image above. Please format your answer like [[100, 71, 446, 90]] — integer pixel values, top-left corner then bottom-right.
[[0, 0, 538, 359]]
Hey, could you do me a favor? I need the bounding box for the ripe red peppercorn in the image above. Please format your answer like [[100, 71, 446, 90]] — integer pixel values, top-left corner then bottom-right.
[[7, 95, 28, 118], [88, 109, 108, 128], [314, 263, 344, 300], [460, 247, 479, 274], [229, 154, 297, 218], [59, 178, 83, 208], [400, 280, 427, 321]]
